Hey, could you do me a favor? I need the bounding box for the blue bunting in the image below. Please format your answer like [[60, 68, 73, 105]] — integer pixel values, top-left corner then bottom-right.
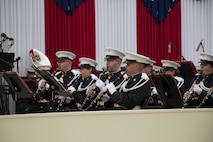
[[143, 0, 179, 24], [55, 0, 85, 15]]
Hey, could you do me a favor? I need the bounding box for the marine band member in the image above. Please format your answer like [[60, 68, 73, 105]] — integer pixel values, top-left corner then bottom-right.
[[183, 53, 213, 107], [105, 51, 152, 109], [99, 48, 126, 86], [151, 65, 162, 75], [142, 57, 156, 76], [54, 51, 80, 88], [99, 48, 126, 108], [39, 51, 80, 101], [161, 60, 185, 96], [22, 67, 40, 93], [67, 57, 106, 110], [139, 57, 163, 106]]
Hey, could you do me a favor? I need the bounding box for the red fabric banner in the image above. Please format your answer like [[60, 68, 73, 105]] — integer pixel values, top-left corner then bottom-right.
[[44, 0, 95, 71], [137, 0, 182, 66]]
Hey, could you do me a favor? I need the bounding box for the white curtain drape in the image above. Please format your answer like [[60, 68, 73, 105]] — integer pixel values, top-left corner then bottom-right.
[[181, 0, 213, 66], [95, 0, 137, 70], [0, 0, 45, 76]]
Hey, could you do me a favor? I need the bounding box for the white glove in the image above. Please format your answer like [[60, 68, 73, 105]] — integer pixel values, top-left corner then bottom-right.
[[151, 87, 158, 95], [106, 82, 116, 94], [38, 79, 49, 90], [68, 86, 76, 94], [101, 94, 110, 102], [174, 76, 184, 88], [96, 79, 107, 92], [123, 74, 128, 79], [193, 84, 202, 95], [45, 83, 50, 90], [65, 96, 72, 104]]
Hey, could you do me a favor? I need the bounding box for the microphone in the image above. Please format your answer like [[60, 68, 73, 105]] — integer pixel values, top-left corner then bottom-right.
[[14, 57, 21, 62], [0, 33, 8, 43], [8, 38, 14, 47], [168, 41, 172, 53], [196, 40, 203, 52], [167, 41, 187, 60], [8, 38, 14, 41], [1, 33, 8, 39]]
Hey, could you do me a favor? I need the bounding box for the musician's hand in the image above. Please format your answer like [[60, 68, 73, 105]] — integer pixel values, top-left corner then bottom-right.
[[68, 86, 76, 94], [193, 84, 202, 95], [151, 87, 158, 95], [38, 79, 46, 87], [101, 94, 110, 102], [38, 79, 48, 90], [86, 85, 94, 95], [106, 83, 116, 94], [183, 91, 190, 101], [96, 79, 107, 92], [65, 96, 72, 104]]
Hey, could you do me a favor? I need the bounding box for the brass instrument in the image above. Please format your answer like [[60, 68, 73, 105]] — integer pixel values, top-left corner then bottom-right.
[[29, 49, 52, 100], [29, 48, 52, 71]]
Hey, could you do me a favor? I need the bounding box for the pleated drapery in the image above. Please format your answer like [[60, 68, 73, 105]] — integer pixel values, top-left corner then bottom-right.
[[95, 0, 137, 70], [44, 0, 96, 71], [137, 0, 182, 66]]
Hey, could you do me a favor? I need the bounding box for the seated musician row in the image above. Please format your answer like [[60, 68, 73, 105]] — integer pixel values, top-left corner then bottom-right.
[[13, 48, 213, 113]]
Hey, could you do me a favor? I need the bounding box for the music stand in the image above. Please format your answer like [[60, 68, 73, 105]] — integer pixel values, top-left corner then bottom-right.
[[36, 70, 68, 97], [151, 74, 184, 108], [176, 61, 197, 91], [2, 71, 33, 100], [21, 77, 39, 93], [0, 53, 14, 72]]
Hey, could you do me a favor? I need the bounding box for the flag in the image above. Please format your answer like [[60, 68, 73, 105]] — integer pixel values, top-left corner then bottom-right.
[[55, 0, 85, 15], [143, 0, 179, 23]]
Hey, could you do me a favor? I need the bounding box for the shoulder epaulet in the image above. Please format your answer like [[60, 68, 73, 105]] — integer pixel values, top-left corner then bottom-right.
[[72, 69, 80, 75], [141, 73, 149, 80]]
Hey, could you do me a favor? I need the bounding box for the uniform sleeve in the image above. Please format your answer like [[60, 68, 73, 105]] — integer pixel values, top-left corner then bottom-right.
[[109, 81, 151, 109]]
